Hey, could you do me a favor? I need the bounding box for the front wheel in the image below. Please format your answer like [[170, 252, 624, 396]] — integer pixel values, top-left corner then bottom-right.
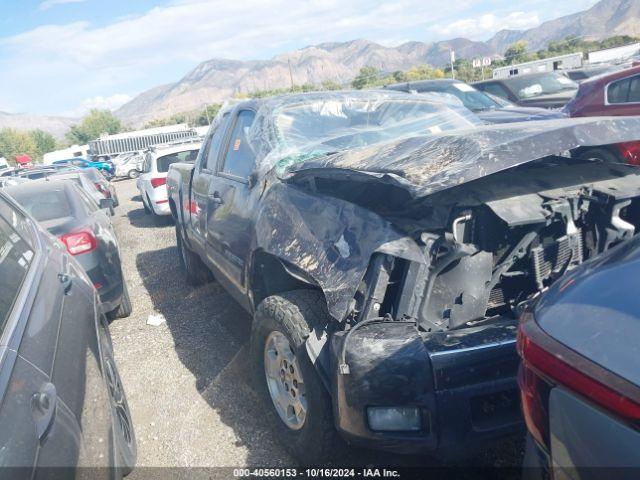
[[250, 290, 342, 464], [128, 170, 139, 179]]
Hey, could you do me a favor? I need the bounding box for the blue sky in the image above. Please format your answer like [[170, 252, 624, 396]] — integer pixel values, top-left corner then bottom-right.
[[0, 0, 598, 116]]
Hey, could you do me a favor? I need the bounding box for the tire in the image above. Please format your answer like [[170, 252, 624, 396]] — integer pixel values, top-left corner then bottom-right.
[[142, 194, 151, 214], [579, 147, 622, 164], [175, 225, 212, 286], [250, 290, 342, 464], [128, 170, 139, 179], [109, 280, 133, 320], [104, 354, 137, 476]]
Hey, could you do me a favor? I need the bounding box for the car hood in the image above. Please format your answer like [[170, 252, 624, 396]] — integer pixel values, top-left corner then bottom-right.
[[283, 116, 640, 199], [477, 106, 566, 124]]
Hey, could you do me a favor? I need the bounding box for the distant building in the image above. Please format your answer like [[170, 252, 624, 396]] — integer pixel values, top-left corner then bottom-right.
[[88, 123, 198, 158], [587, 42, 640, 65], [492, 52, 583, 79], [0, 157, 8, 169], [42, 144, 90, 165]]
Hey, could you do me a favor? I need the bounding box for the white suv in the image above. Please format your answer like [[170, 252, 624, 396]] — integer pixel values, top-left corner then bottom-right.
[[136, 142, 201, 216]]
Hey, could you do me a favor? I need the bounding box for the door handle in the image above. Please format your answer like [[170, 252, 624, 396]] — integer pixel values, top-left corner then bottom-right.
[[59, 256, 73, 294], [32, 382, 57, 441]]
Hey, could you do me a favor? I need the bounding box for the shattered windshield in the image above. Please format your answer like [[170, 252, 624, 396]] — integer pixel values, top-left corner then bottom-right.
[[257, 94, 481, 173]]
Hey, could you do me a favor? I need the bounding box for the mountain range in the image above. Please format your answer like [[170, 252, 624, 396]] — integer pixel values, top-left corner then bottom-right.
[[2, 0, 639, 134], [116, 0, 640, 127]]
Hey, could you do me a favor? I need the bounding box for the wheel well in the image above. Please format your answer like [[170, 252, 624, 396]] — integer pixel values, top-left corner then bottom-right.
[[250, 251, 321, 309], [572, 145, 623, 163]]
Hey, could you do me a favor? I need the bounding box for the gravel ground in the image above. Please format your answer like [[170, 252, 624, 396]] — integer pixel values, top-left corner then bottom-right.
[[108, 178, 524, 474]]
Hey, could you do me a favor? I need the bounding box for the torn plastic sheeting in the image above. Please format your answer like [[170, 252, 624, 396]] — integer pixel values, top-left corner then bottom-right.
[[283, 116, 640, 198], [249, 90, 481, 176], [255, 182, 426, 321]]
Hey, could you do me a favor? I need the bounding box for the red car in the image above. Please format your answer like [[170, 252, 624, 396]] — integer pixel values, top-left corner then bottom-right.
[[564, 65, 640, 117], [564, 65, 640, 165]]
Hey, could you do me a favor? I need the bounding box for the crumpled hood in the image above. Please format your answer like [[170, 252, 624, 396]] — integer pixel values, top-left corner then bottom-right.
[[283, 116, 640, 198]]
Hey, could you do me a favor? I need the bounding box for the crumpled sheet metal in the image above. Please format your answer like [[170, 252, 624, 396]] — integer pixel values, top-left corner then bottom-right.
[[255, 182, 425, 321], [249, 90, 480, 176], [283, 116, 640, 198]]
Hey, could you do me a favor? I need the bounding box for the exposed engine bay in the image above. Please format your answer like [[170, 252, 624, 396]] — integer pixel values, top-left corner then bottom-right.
[[347, 157, 640, 332]]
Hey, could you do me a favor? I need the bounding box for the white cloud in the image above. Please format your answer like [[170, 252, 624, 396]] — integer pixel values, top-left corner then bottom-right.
[[38, 0, 87, 12], [63, 94, 132, 117], [433, 11, 541, 39], [0, 0, 586, 114]]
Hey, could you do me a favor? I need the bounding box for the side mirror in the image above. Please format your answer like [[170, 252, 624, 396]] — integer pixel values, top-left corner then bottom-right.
[[99, 198, 114, 210], [248, 171, 259, 189]]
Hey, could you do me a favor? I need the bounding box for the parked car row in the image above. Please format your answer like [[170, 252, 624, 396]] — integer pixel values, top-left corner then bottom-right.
[[4, 76, 640, 475], [0, 178, 135, 476], [165, 89, 640, 469]]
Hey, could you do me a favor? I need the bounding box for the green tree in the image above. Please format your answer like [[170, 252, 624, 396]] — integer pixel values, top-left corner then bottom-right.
[[0, 128, 38, 165], [66, 109, 122, 144], [29, 129, 57, 159], [352, 66, 380, 89], [196, 104, 222, 126], [504, 40, 532, 64], [321, 79, 342, 91]]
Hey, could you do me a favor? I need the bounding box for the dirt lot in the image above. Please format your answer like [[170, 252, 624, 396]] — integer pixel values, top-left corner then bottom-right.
[[108, 178, 524, 472]]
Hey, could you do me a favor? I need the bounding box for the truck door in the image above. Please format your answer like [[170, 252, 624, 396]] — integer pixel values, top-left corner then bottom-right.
[[189, 113, 231, 254], [205, 108, 256, 292]]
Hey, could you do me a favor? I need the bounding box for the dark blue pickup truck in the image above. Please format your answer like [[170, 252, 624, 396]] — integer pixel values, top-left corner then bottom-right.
[[167, 90, 640, 463]]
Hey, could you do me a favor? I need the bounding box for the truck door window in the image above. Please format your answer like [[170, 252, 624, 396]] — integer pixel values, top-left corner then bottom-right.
[[220, 110, 256, 180], [202, 113, 230, 171]]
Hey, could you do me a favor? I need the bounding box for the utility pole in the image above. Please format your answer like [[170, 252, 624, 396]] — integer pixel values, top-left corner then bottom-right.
[[449, 49, 456, 79], [288, 57, 295, 91]]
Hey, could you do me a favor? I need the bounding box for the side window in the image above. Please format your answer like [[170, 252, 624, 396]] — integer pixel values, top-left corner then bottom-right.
[[628, 75, 640, 103], [204, 113, 231, 171], [607, 77, 631, 104], [220, 110, 256, 180], [0, 211, 34, 335]]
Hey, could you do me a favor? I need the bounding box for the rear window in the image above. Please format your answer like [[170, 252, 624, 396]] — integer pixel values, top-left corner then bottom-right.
[[9, 188, 73, 222], [156, 149, 199, 173], [0, 211, 34, 335]]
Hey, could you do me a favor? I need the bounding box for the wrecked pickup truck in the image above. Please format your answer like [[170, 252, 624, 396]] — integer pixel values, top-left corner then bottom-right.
[[167, 91, 640, 463]]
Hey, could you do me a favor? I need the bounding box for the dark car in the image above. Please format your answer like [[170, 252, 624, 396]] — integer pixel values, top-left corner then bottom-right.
[[518, 235, 640, 477], [561, 65, 621, 83], [167, 90, 640, 463], [52, 167, 120, 210], [474, 72, 578, 109], [385, 79, 564, 123], [4, 180, 131, 319], [563, 65, 640, 118], [0, 190, 135, 477]]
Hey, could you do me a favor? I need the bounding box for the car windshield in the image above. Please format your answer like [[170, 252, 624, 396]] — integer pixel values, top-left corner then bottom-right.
[[508, 74, 578, 99], [270, 97, 480, 169], [418, 83, 503, 112]]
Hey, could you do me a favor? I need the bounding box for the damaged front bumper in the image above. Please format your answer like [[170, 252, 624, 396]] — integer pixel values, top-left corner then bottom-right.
[[329, 318, 522, 456]]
